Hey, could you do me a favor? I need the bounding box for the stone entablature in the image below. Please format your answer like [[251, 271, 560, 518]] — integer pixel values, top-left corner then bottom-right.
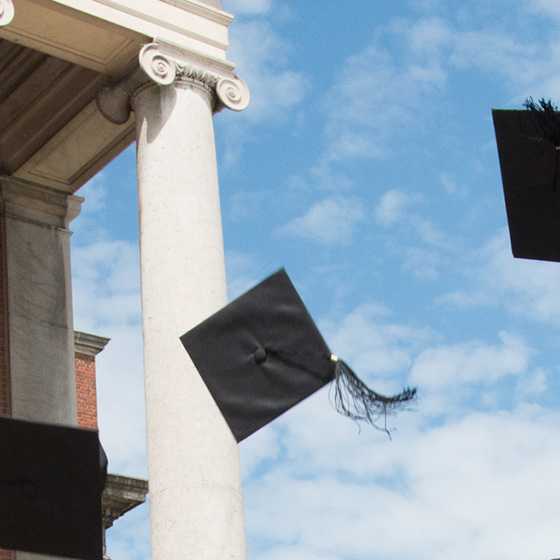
[[0, 0, 241, 195], [0, 0, 231, 68]]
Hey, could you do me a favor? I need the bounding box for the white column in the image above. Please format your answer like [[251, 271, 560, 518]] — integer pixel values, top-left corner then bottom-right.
[[0, 178, 81, 426], [131, 45, 249, 560]]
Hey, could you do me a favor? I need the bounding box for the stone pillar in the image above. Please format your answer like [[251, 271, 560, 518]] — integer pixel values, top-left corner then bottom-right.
[[0, 178, 82, 426], [97, 42, 250, 560]]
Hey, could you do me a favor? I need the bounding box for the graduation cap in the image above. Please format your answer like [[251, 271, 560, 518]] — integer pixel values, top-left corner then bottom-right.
[[180, 268, 415, 442], [493, 98, 560, 262], [0, 416, 106, 560]]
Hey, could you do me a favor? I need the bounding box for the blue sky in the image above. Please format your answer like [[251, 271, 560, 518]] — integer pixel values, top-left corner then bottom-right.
[[71, 1, 560, 559]]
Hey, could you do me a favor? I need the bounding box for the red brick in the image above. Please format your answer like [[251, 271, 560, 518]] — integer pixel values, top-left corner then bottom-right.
[[75, 351, 98, 429]]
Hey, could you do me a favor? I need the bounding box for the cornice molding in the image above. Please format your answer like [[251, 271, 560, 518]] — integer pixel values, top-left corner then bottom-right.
[[47, 0, 232, 60], [158, 0, 232, 26], [74, 331, 111, 356], [0, 0, 14, 26], [80, 0, 230, 50], [0, 177, 84, 228], [97, 41, 249, 123]]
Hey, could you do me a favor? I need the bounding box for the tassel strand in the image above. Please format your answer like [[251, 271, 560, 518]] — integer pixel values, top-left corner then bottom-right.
[[332, 358, 416, 438]]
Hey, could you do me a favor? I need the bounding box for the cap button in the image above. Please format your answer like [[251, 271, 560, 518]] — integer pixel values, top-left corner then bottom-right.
[[254, 347, 266, 364]]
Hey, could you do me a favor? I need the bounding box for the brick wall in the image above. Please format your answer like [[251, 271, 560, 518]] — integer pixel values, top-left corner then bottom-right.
[[0, 549, 13, 560], [74, 331, 109, 431], [75, 351, 98, 429]]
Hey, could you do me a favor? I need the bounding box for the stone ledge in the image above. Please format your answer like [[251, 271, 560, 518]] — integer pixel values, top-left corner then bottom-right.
[[102, 473, 149, 530]]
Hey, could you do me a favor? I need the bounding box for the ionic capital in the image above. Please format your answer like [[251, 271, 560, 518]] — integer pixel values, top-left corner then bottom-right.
[[96, 41, 250, 124], [139, 42, 249, 112], [0, 0, 14, 26]]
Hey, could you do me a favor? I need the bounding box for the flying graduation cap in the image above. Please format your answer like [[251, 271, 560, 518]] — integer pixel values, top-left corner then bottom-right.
[[0, 416, 106, 560], [180, 268, 416, 442], [493, 98, 560, 263]]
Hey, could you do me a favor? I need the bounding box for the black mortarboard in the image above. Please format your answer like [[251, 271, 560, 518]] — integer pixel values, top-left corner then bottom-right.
[[180, 268, 415, 442], [0, 416, 105, 560], [493, 99, 560, 262]]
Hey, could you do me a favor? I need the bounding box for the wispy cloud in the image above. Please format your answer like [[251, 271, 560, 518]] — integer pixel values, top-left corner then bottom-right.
[[438, 230, 560, 325], [276, 197, 365, 245], [224, 0, 271, 16], [375, 189, 413, 226], [225, 250, 265, 300], [317, 20, 449, 171], [216, 12, 308, 166], [72, 238, 146, 476], [410, 331, 530, 388], [322, 303, 433, 382], [226, 19, 307, 123], [72, 240, 141, 329], [72, 208, 148, 556]]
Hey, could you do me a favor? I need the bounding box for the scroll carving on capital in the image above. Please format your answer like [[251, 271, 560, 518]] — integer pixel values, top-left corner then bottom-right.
[[139, 43, 179, 86], [138, 42, 250, 112], [0, 0, 15, 26], [215, 76, 250, 112]]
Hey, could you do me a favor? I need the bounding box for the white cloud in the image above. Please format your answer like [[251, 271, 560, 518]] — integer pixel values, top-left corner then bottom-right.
[[319, 21, 449, 167], [105, 502, 151, 560], [375, 189, 412, 226], [72, 239, 146, 478], [226, 188, 278, 222], [401, 245, 441, 280], [373, 188, 450, 280], [438, 230, 560, 325], [451, 30, 539, 86], [75, 172, 107, 213], [516, 367, 547, 398], [440, 171, 465, 195], [410, 331, 530, 389], [525, 0, 560, 20], [72, 240, 141, 329], [224, 0, 272, 15], [480, 232, 560, 324], [407, 16, 453, 58], [276, 197, 365, 245], [225, 250, 265, 300], [226, 20, 307, 123], [322, 303, 432, 381], [215, 15, 308, 166], [244, 403, 560, 560]]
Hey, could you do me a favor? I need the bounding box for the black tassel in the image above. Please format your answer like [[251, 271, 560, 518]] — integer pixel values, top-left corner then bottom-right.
[[331, 357, 416, 438], [523, 97, 560, 146], [523, 97, 560, 194]]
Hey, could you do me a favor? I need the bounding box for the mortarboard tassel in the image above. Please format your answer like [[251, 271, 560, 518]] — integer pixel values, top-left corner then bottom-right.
[[330, 355, 416, 437], [523, 97, 560, 194]]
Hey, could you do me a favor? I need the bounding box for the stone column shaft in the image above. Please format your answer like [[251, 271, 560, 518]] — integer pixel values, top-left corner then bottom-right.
[[133, 77, 247, 560]]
